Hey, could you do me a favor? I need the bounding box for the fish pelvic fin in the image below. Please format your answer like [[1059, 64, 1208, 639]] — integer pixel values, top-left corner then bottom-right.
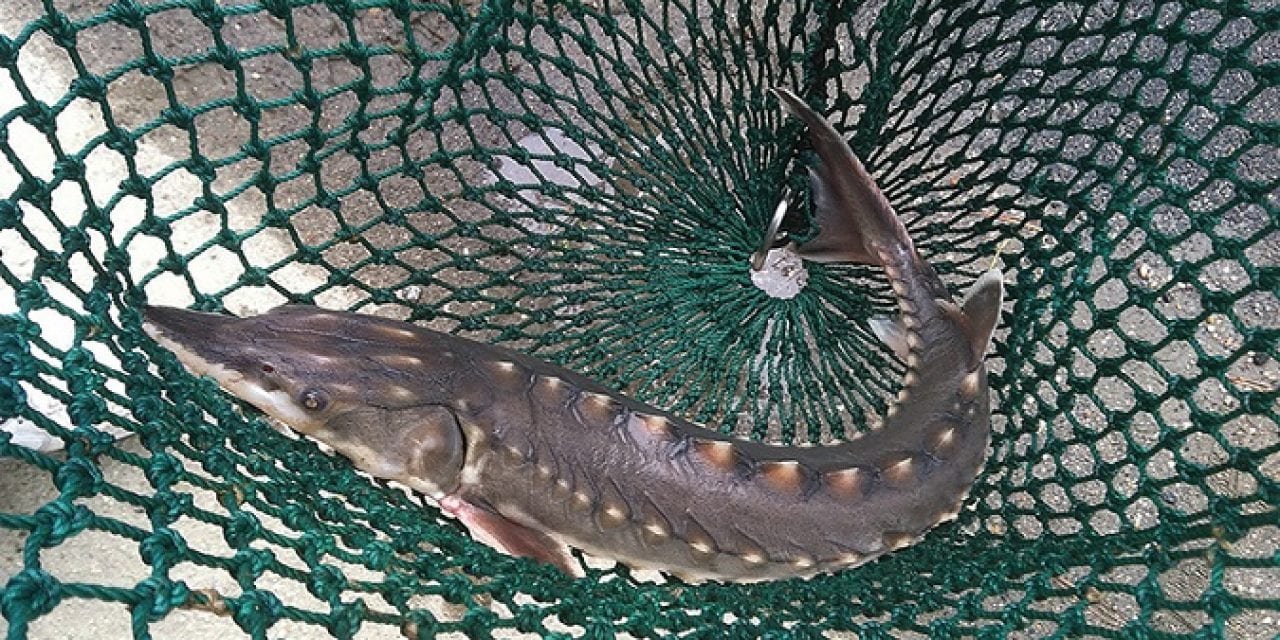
[[773, 88, 914, 266], [441, 495, 585, 578]]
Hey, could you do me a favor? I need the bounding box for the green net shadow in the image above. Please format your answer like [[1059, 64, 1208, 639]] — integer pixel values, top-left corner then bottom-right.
[[1, 0, 1276, 638]]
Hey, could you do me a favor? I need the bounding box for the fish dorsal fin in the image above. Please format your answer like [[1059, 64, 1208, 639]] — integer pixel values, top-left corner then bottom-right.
[[957, 269, 1005, 364]]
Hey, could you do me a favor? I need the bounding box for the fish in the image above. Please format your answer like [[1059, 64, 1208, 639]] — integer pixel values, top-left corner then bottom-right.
[[141, 88, 1003, 583]]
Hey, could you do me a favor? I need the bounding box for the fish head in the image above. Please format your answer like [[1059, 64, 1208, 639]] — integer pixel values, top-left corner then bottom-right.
[[143, 304, 468, 496], [143, 305, 365, 434]]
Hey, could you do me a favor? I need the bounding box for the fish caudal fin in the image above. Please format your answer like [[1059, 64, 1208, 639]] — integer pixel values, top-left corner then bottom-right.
[[773, 88, 914, 266], [868, 315, 911, 362]]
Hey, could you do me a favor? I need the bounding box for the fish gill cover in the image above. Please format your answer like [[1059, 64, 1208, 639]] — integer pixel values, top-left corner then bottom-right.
[[0, 0, 1276, 638]]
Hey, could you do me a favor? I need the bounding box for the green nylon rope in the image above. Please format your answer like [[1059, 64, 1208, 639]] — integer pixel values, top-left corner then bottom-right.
[[1, 0, 1276, 638]]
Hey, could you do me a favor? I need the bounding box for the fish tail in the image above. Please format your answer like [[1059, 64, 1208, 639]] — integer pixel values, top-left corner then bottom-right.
[[773, 88, 916, 267]]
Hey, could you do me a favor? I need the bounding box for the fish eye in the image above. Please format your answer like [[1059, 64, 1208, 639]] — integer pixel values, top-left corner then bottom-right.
[[299, 388, 329, 412], [261, 363, 275, 374]]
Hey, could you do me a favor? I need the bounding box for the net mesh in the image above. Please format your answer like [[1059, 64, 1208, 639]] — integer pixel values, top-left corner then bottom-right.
[[1, 0, 1277, 637]]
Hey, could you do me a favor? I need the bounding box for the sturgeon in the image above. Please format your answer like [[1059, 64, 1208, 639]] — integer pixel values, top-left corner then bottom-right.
[[142, 89, 1003, 583]]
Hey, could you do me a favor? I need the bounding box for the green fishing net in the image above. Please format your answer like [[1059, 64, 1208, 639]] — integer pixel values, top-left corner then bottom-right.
[[1, 0, 1277, 637]]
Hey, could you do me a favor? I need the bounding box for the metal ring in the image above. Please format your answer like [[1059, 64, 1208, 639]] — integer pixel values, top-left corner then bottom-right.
[[751, 188, 791, 271]]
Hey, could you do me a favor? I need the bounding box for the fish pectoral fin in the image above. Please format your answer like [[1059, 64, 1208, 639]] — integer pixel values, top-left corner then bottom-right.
[[440, 495, 584, 577], [957, 268, 1005, 363]]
